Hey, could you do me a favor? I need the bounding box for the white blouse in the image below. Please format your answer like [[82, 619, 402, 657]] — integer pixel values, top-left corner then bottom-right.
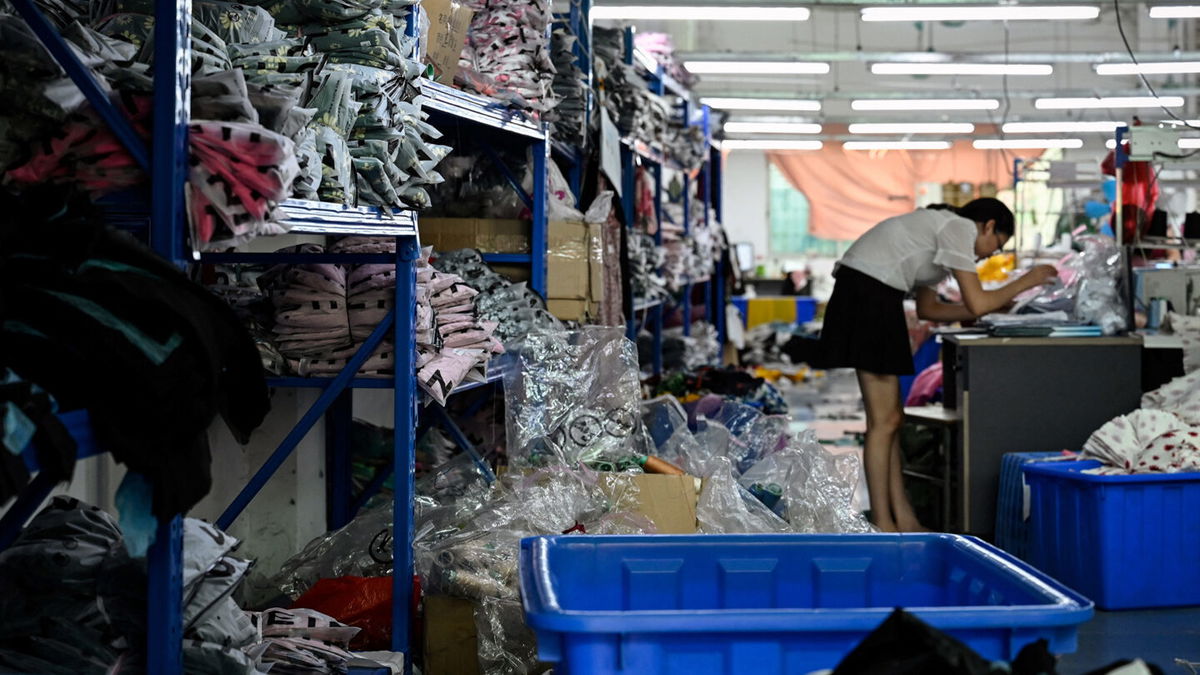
[[837, 208, 978, 292]]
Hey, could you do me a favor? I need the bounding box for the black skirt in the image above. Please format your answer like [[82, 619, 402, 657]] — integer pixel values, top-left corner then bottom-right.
[[815, 265, 914, 376]]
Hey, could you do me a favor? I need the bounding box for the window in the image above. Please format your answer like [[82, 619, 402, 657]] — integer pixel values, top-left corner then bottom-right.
[[768, 163, 847, 257]]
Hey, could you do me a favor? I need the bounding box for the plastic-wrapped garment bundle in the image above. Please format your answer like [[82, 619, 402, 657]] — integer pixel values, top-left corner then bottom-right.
[[627, 231, 670, 304], [737, 430, 873, 533], [0, 498, 263, 675], [424, 147, 532, 218], [1012, 235, 1127, 334], [695, 456, 793, 534], [666, 121, 706, 171], [456, 0, 558, 113], [189, 120, 300, 247], [503, 327, 650, 468], [549, 27, 588, 147]]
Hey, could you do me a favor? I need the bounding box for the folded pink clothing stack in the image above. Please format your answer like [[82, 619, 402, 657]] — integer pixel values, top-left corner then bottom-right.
[[416, 250, 504, 405]]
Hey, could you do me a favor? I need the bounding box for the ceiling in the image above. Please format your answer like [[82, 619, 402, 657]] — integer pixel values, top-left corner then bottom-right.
[[591, 1, 1200, 152]]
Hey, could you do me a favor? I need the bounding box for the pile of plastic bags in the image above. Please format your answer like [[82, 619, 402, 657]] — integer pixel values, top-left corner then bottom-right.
[[455, 0, 558, 114]]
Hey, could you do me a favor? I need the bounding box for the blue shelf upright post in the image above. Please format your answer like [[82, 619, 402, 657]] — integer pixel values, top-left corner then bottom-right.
[[146, 0, 190, 670], [680, 100, 692, 339], [325, 391, 354, 531], [532, 134, 550, 298], [392, 237, 419, 658], [651, 159, 663, 375], [147, 513, 183, 674]]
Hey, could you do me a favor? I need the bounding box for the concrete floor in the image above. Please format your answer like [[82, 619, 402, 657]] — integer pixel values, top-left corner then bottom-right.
[[785, 371, 1200, 675], [1058, 608, 1200, 674]]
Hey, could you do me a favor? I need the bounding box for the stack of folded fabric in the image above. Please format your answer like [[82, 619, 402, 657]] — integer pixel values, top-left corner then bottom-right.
[[628, 232, 669, 304], [549, 26, 588, 147], [417, 249, 505, 405], [248, 608, 361, 674], [592, 25, 668, 146], [1083, 408, 1200, 474], [432, 248, 564, 345], [455, 0, 558, 114]]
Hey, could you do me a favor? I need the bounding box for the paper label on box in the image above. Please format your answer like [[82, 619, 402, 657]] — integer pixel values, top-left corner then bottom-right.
[[423, 0, 473, 83]]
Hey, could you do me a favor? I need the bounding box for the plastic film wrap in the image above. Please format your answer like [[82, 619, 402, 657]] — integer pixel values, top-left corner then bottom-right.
[[473, 596, 540, 675], [739, 430, 873, 534], [695, 456, 792, 534], [503, 328, 648, 469]]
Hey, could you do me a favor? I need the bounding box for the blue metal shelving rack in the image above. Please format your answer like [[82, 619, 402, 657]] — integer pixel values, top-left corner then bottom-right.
[[620, 26, 726, 372]]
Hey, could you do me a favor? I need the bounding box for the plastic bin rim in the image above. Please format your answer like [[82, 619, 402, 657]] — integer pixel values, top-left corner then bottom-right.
[[518, 533, 1093, 634], [1022, 458, 1200, 483]]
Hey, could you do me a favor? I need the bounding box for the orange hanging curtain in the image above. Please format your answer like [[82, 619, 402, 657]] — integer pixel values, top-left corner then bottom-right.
[[767, 141, 1044, 241]]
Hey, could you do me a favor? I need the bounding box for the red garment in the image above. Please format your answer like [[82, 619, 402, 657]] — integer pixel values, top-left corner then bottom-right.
[[1101, 142, 1159, 242]]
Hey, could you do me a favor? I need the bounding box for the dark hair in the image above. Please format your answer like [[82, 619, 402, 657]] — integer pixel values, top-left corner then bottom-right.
[[939, 198, 1014, 237]]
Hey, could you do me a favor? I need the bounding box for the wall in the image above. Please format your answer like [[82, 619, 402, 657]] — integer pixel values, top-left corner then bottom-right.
[[722, 149, 769, 264]]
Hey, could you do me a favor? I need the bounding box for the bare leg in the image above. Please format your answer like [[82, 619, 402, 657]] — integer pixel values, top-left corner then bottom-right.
[[889, 435, 930, 532], [856, 370, 904, 533]]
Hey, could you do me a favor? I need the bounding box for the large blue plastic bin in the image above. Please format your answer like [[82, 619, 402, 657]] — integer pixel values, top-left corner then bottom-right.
[[519, 533, 1092, 674], [1023, 459, 1200, 610]]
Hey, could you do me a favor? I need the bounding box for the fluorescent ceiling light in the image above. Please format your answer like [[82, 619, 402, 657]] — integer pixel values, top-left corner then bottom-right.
[[685, 60, 830, 75], [1096, 62, 1200, 75], [1036, 96, 1185, 109], [1107, 138, 1200, 150], [1149, 6, 1200, 18], [701, 97, 821, 112], [721, 140, 824, 151], [852, 98, 1000, 111], [974, 138, 1085, 149], [861, 5, 1100, 21], [848, 122, 975, 134], [724, 121, 822, 134], [1002, 121, 1124, 133], [871, 63, 1053, 76], [844, 141, 952, 151], [590, 5, 810, 21]]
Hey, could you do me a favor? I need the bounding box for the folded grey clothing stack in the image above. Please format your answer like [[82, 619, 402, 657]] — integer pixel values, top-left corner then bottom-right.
[[550, 27, 588, 147], [432, 248, 564, 345], [0, 497, 265, 675], [627, 232, 669, 304]]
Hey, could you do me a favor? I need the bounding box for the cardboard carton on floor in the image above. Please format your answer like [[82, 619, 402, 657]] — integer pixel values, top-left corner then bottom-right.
[[547, 221, 605, 321], [422, 473, 699, 674]]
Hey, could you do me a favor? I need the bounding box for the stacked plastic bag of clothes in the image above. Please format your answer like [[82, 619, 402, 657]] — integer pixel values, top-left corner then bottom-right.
[[417, 248, 506, 405], [1010, 235, 1127, 334], [0, 497, 370, 675], [0, 5, 301, 248], [627, 231, 669, 304], [592, 25, 668, 145], [455, 0, 558, 115], [1, 0, 451, 249], [424, 147, 530, 219], [632, 31, 695, 89], [549, 25, 588, 147], [431, 248, 564, 346]]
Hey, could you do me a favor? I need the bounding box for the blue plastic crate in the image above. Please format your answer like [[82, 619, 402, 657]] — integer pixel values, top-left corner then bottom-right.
[[1024, 459, 1200, 610], [994, 452, 1064, 561], [730, 296, 817, 327], [519, 533, 1092, 674]]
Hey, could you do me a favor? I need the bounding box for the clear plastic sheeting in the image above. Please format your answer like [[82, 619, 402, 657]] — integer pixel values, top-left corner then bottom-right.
[[695, 456, 792, 534], [503, 327, 648, 468], [268, 505, 395, 601], [1016, 235, 1128, 334], [474, 596, 540, 675], [740, 430, 873, 534]]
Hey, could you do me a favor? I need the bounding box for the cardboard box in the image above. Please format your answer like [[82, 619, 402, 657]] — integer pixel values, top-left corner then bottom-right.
[[547, 221, 590, 300], [423, 595, 479, 675], [546, 298, 590, 323], [420, 218, 530, 254], [422, 0, 473, 84], [597, 473, 699, 534]]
